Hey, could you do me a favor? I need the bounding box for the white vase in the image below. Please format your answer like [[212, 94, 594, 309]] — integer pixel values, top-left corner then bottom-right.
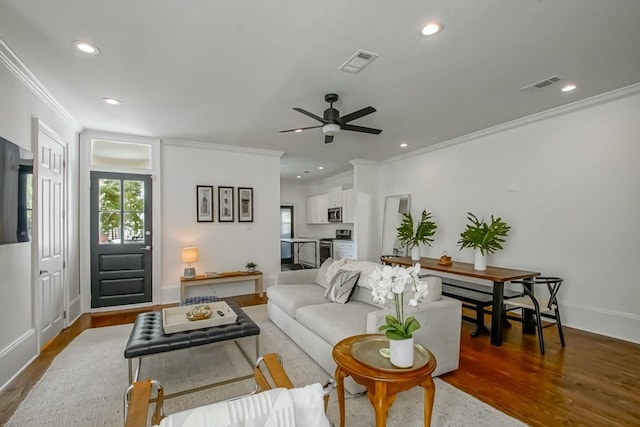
[[389, 336, 415, 368], [411, 246, 421, 261], [474, 248, 487, 270]]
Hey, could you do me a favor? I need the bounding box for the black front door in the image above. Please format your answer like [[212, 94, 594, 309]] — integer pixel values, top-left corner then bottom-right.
[[90, 172, 152, 308]]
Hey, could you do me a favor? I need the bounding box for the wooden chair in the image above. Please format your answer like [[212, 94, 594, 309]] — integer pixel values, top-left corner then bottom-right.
[[124, 352, 335, 427], [504, 277, 565, 354]]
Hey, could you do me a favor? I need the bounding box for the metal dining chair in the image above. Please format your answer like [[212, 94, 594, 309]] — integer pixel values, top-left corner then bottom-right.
[[504, 277, 565, 354]]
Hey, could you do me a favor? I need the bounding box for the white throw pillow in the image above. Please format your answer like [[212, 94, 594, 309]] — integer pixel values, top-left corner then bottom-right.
[[314, 258, 334, 289], [340, 261, 380, 289], [324, 257, 348, 286], [324, 269, 361, 304]]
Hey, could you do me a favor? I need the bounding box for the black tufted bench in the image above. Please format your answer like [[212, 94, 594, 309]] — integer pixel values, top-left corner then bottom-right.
[[124, 301, 260, 386]]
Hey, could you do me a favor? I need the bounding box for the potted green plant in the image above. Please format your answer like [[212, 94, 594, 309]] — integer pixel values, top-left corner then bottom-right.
[[457, 212, 511, 270], [245, 261, 257, 273], [396, 210, 437, 260]]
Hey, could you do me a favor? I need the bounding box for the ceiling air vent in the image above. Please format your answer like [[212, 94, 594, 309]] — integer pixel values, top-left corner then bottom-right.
[[339, 49, 379, 74], [522, 75, 561, 92]]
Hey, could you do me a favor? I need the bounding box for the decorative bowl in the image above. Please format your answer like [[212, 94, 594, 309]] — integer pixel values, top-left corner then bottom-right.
[[185, 305, 212, 321]]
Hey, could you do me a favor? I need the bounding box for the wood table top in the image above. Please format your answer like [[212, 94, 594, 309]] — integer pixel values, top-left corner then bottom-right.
[[332, 334, 437, 381], [381, 256, 539, 283]]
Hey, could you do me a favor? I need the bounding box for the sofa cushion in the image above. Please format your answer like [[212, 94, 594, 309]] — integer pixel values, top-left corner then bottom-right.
[[313, 258, 334, 289], [340, 260, 381, 290], [324, 270, 360, 304], [296, 302, 379, 346], [350, 285, 377, 306], [266, 284, 327, 319]]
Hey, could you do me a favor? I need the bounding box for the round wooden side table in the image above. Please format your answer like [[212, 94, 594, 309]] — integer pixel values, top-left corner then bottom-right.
[[332, 334, 437, 427]]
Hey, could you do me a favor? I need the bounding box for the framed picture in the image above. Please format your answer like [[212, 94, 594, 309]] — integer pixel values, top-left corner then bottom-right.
[[238, 187, 253, 222], [218, 186, 234, 222], [196, 185, 214, 222]]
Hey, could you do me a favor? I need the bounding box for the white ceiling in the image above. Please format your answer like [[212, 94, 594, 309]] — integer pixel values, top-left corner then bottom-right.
[[1, 0, 639, 180]]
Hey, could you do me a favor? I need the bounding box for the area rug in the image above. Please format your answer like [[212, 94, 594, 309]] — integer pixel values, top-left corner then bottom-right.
[[7, 305, 526, 427]]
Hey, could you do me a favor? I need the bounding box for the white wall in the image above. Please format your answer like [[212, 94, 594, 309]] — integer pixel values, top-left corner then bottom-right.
[[0, 44, 80, 390], [374, 87, 640, 343], [161, 140, 282, 301]]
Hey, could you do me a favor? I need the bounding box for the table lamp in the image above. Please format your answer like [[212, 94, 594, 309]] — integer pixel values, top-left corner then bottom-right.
[[181, 246, 198, 278]]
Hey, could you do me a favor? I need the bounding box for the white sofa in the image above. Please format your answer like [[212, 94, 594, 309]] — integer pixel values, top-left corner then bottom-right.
[[267, 258, 462, 394]]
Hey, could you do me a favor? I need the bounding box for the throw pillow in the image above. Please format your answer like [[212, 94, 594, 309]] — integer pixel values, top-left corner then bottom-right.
[[324, 269, 361, 304], [324, 257, 348, 286], [314, 258, 334, 289]]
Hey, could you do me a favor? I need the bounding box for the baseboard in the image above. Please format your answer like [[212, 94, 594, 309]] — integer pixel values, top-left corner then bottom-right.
[[0, 329, 38, 392], [562, 302, 640, 344], [68, 295, 82, 325]]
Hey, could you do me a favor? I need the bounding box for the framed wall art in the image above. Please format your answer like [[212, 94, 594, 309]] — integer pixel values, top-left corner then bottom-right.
[[238, 187, 253, 222], [218, 186, 234, 222], [196, 185, 214, 222]]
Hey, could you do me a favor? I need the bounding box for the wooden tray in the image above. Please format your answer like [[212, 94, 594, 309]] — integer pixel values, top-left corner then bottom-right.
[[162, 301, 237, 334], [350, 336, 431, 372]]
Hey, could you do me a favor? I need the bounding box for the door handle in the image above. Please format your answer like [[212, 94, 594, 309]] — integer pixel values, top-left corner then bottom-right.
[[142, 246, 152, 251], [40, 269, 49, 275]]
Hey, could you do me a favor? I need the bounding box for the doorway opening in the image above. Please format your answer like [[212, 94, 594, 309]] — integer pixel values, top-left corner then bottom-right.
[[280, 205, 297, 270]]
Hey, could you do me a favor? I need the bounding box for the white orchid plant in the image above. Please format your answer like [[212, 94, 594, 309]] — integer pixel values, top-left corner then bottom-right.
[[369, 263, 429, 340]]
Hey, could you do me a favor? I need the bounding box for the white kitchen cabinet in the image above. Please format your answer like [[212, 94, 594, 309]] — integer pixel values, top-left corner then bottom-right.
[[342, 189, 355, 223], [306, 194, 329, 224], [333, 240, 356, 260], [328, 185, 343, 208]]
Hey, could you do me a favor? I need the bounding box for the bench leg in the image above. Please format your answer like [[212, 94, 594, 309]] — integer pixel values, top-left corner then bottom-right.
[[470, 305, 490, 337]]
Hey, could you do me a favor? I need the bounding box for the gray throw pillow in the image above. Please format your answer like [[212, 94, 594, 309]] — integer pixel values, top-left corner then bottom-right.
[[324, 269, 361, 304]]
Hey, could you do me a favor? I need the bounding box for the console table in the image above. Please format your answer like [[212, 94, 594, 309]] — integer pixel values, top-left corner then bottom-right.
[[381, 256, 539, 346], [180, 271, 264, 300]]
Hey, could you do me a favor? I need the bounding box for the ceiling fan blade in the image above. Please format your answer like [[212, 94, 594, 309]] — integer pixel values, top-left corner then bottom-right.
[[279, 125, 323, 133], [340, 106, 376, 123], [324, 135, 334, 144], [341, 124, 382, 134], [293, 108, 327, 123]]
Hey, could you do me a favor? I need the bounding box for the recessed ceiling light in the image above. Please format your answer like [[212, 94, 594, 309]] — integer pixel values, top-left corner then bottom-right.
[[400, 143, 408, 148], [102, 97, 121, 105], [294, 129, 303, 133], [419, 21, 444, 37], [73, 40, 100, 55], [562, 83, 577, 92], [318, 166, 325, 170], [296, 175, 302, 179]]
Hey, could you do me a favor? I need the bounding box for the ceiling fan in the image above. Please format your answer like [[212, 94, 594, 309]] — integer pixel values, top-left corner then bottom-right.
[[280, 93, 382, 143]]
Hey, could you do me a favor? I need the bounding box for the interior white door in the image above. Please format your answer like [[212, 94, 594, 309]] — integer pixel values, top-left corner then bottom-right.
[[37, 123, 66, 347]]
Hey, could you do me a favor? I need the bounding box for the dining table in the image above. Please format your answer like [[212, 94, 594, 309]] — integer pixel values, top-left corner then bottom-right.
[[380, 256, 540, 346]]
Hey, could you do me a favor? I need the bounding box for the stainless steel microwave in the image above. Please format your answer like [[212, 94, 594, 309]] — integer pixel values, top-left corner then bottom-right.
[[328, 207, 342, 222]]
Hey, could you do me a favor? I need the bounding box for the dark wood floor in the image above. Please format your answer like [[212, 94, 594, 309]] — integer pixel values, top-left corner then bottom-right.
[[1, 295, 639, 426]]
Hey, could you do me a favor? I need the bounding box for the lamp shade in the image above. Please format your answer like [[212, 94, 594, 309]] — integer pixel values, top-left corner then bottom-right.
[[181, 247, 199, 264]]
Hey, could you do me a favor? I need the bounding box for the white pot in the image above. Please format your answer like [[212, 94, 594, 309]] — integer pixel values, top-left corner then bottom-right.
[[389, 336, 415, 368], [474, 248, 487, 270], [411, 246, 421, 261]]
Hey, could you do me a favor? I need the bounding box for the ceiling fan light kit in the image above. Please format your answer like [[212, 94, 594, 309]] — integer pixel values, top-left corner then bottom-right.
[[280, 93, 382, 143], [322, 124, 340, 136]]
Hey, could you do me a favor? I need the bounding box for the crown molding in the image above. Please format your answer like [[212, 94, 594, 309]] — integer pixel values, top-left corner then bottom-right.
[[0, 38, 82, 132], [162, 138, 284, 158], [383, 82, 640, 165]]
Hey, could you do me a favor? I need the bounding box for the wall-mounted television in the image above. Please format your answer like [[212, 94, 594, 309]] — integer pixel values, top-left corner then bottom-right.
[[0, 136, 33, 245]]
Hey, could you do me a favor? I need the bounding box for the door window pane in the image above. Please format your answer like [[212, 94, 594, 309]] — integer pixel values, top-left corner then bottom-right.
[[98, 179, 121, 244], [99, 212, 121, 244], [123, 180, 145, 243]]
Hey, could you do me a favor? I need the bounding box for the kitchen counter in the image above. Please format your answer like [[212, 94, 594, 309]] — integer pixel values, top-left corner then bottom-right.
[[280, 238, 318, 268]]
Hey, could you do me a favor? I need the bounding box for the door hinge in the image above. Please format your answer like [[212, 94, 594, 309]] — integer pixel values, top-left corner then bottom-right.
[[63, 310, 67, 319], [63, 261, 66, 268]]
